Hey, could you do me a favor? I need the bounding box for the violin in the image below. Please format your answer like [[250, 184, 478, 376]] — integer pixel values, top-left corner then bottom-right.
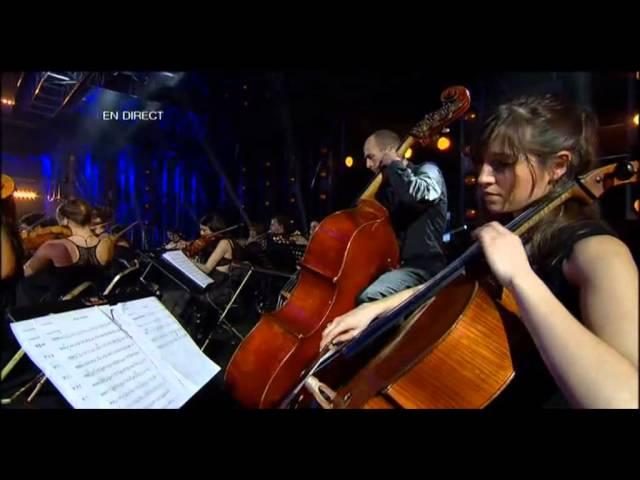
[[184, 233, 220, 258], [183, 224, 242, 258], [20, 225, 72, 253]]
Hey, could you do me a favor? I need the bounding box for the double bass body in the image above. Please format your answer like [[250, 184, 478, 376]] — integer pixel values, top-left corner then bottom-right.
[[225, 199, 399, 408]]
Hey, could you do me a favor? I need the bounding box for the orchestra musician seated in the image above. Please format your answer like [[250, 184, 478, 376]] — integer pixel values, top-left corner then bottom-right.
[[17, 199, 115, 305]]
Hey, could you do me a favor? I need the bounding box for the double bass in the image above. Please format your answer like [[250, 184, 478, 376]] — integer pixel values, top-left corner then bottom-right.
[[225, 86, 471, 408], [281, 159, 640, 409]]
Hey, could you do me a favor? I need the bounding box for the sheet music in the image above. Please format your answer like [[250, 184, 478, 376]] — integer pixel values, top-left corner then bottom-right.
[[161, 250, 214, 289], [10, 298, 220, 409], [110, 297, 220, 397]]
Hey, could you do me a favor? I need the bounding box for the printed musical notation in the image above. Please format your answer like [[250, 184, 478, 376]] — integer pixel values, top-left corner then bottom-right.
[[10, 297, 220, 409], [115, 297, 220, 395], [161, 250, 214, 289]]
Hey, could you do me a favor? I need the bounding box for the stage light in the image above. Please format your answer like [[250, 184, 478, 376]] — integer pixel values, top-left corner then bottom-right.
[[266, 162, 271, 167], [265, 201, 270, 206], [345, 156, 354, 168], [404, 148, 413, 159], [290, 197, 296, 203], [464, 175, 477, 186], [437, 136, 452, 151], [319, 171, 327, 177], [290, 177, 295, 182], [265, 181, 270, 186], [465, 111, 477, 121], [465, 208, 478, 219], [634, 199, 640, 214], [320, 193, 327, 200], [14, 190, 38, 200], [633, 113, 639, 127]]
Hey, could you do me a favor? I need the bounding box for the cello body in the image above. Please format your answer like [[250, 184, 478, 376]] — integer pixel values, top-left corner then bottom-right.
[[305, 277, 531, 409], [225, 199, 399, 408]]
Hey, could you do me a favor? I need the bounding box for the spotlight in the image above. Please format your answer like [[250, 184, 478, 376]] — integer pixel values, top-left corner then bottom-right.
[[633, 113, 639, 127], [464, 175, 477, 186], [404, 148, 413, 159], [437, 136, 452, 151], [14, 190, 38, 200], [465, 208, 478, 219], [345, 156, 354, 168]]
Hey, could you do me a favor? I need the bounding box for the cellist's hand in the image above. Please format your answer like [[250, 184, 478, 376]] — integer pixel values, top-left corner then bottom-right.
[[473, 221, 534, 289], [320, 303, 379, 350]]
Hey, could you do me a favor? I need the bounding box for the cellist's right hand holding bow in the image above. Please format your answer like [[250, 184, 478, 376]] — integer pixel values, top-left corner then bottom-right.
[[473, 221, 534, 290]]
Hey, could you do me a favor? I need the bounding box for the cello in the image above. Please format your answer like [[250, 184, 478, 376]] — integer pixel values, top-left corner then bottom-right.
[[281, 159, 640, 409], [225, 86, 471, 408]]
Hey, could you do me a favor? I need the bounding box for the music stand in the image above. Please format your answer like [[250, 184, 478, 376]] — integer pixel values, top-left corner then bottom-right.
[[200, 266, 254, 350], [199, 262, 296, 351]]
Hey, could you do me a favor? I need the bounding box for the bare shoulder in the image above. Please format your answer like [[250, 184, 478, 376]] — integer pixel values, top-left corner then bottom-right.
[[564, 234, 637, 285], [564, 234, 638, 367], [40, 239, 71, 254]]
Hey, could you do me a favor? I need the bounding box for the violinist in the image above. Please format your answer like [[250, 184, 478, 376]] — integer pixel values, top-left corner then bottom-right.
[[164, 230, 189, 251], [268, 215, 290, 242], [17, 199, 115, 305], [109, 223, 136, 263], [90, 205, 114, 237], [322, 95, 638, 409], [265, 215, 298, 273], [191, 214, 235, 276]]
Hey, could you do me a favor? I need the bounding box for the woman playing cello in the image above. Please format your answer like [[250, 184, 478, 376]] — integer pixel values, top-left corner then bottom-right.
[[321, 94, 638, 408]]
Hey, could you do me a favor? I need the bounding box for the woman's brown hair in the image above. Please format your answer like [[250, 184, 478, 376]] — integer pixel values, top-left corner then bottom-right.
[[475, 94, 602, 266]]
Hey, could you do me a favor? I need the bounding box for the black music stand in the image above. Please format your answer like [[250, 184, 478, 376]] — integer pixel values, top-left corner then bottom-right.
[[200, 262, 295, 351], [200, 266, 253, 350]]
